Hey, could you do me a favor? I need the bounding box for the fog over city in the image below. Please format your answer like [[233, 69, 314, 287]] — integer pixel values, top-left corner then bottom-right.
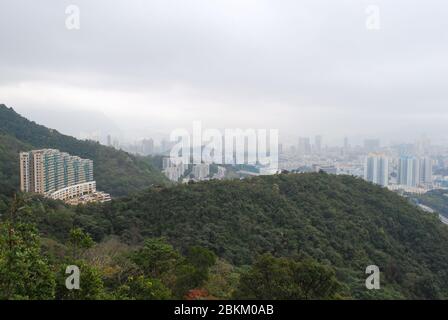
[[1, 0, 447, 145]]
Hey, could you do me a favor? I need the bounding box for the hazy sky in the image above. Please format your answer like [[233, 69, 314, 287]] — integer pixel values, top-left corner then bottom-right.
[[0, 0, 447, 145]]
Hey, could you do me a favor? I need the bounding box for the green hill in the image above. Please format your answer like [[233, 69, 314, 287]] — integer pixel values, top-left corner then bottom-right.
[[20, 172, 448, 299], [414, 189, 448, 218], [0, 134, 32, 196], [0, 104, 167, 197], [2, 104, 448, 299]]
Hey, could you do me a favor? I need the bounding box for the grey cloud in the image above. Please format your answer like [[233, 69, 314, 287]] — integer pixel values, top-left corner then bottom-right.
[[0, 0, 447, 143]]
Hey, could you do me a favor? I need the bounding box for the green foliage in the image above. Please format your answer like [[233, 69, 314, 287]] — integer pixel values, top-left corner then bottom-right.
[[55, 260, 105, 300], [233, 254, 343, 299], [130, 238, 217, 298], [186, 246, 217, 270], [69, 227, 94, 259], [131, 238, 181, 279], [0, 196, 55, 299], [114, 275, 171, 300], [173, 263, 203, 297], [7, 172, 448, 299], [414, 189, 448, 218], [0, 134, 32, 196], [172, 246, 218, 297], [204, 259, 240, 299], [55, 172, 444, 299], [2, 127, 448, 301], [291, 258, 344, 299]]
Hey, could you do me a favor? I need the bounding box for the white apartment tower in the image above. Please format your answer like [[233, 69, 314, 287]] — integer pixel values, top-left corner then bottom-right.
[[420, 157, 433, 185], [364, 154, 389, 187], [398, 156, 433, 187], [20, 149, 93, 195]]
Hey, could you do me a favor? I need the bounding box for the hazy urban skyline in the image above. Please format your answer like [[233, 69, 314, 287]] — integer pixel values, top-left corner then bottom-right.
[[1, 0, 448, 145]]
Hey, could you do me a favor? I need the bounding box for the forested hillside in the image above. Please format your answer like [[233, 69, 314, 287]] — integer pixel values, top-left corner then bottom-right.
[[0, 134, 32, 196], [1, 104, 448, 299], [2, 173, 448, 299], [414, 190, 448, 218], [0, 104, 167, 196]]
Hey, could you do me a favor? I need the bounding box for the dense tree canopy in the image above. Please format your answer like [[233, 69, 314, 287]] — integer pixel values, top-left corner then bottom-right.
[[414, 189, 448, 218], [233, 253, 344, 299], [1, 104, 448, 299], [1, 172, 448, 299]]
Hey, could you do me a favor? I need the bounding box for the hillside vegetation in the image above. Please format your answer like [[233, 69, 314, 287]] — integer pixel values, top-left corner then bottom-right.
[[0, 104, 167, 196], [1, 104, 448, 299], [0, 134, 32, 196], [414, 190, 448, 218], [2, 173, 447, 299]]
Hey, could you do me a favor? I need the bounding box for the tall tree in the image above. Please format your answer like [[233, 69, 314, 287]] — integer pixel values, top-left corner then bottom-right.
[[0, 195, 55, 299], [233, 254, 343, 300]]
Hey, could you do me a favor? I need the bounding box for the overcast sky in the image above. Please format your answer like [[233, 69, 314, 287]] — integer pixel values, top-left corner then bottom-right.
[[0, 0, 447, 145]]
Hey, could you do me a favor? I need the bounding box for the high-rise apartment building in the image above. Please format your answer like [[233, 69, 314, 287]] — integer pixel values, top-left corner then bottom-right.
[[398, 156, 419, 187], [20, 149, 98, 201], [343, 137, 350, 150], [420, 157, 433, 185], [142, 138, 154, 155], [364, 153, 389, 187], [162, 157, 188, 182], [397, 156, 433, 187], [298, 137, 311, 155], [192, 163, 210, 180], [314, 135, 322, 154]]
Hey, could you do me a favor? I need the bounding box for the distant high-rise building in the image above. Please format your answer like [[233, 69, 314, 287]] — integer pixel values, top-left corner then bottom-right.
[[298, 137, 311, 155], [397, 156, 433, 187], [364, 153, 389, 186], [214, 166, 227, 179], [314, 135, 322, 154], [419, 157, 433, 185], [107, 134, 112, 147], [364, 139, 380, 152], [398, 156, 421, 187], [142, 138, 154, 155], [19, 149, 109, 204], [342, 137, 350, 156], [162, 157, 187, 181], [344, 137, 350, 150], [163, 165, 187, 182], [161, 139, 169, 153], [20, 149, 93, 195], [192, 164, 210, 180]]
